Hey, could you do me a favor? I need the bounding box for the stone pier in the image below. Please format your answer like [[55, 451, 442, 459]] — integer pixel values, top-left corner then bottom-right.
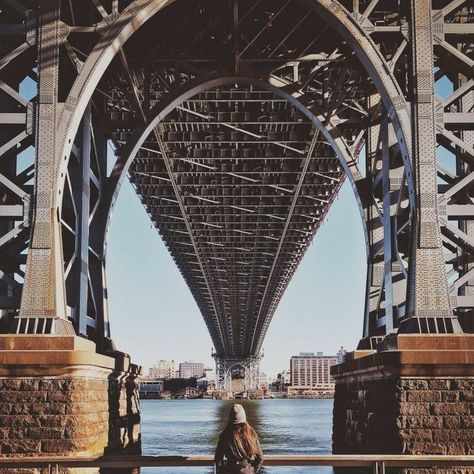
[[0, 335, 141, 472], [332, 335, 474, 469]]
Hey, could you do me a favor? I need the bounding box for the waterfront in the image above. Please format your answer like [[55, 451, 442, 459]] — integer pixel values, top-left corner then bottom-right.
[[141, 398, 333, 473]]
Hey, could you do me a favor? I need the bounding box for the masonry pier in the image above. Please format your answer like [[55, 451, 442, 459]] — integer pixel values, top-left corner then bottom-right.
[[0, 335, 140, 468], [333, 335, 474, 468]]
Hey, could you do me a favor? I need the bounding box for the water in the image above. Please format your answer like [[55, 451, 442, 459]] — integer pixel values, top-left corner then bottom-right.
[[141, 398, 333, 473]]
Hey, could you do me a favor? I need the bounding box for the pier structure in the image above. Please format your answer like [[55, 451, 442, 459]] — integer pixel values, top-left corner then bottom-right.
[[0, 0, 472, 461]]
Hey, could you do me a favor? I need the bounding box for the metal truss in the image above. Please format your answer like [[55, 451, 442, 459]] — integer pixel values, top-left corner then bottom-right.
[[214, 354, 261, 392], [0, 2, 36, 332], [0, 0, 472, 358]]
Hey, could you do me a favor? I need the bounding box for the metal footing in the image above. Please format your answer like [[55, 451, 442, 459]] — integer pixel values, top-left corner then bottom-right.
[[10, 317, 76, 335]]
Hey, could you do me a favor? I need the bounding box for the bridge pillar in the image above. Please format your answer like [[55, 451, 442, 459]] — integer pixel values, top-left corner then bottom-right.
[[332, 335, 474, 459], [214, 355, 261, 396], [0, 335, 140, 464]]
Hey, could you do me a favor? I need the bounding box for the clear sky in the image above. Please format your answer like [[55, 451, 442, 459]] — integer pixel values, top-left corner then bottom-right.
[[106, 173, 366, 378]]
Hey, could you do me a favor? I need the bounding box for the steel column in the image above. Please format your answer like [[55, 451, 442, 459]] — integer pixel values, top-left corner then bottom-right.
[[14, 0, 74, 335]]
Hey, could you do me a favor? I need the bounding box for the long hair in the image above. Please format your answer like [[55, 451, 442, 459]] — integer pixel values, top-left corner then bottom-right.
[[222, 422, 260, 459]]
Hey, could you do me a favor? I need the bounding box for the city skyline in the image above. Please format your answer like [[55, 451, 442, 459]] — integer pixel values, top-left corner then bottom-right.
[[107, 174, 365, 376]]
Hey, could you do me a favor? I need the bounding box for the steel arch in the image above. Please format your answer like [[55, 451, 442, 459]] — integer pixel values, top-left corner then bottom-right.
[[54, 0, 414, 207], [43, 0, 417, 347]]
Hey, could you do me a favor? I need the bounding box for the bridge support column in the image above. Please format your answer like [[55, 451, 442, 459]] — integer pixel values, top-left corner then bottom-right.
[[333, 335, 474, 460], [214, 355, 261, 396], [0, 335, 141, 465]]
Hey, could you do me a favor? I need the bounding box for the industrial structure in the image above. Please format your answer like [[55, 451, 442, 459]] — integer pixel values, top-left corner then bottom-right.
[[0, 0, 473, 388], [0, 0, 473, 456]]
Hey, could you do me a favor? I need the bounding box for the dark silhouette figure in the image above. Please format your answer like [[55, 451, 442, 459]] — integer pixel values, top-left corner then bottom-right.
[[214, 404, 264, 474]]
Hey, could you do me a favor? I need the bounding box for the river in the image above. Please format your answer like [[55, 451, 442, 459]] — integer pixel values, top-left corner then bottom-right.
[[140, 398, 333, 473]]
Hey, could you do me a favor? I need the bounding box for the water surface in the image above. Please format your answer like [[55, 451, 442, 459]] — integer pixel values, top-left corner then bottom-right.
[[141, 398, 333, 473]]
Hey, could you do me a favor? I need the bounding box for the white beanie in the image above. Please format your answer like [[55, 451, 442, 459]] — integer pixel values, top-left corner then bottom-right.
[[229, 404, 247, 425]]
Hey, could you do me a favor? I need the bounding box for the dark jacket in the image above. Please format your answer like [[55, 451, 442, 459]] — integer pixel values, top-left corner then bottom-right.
[[214, 430, 264, 473]]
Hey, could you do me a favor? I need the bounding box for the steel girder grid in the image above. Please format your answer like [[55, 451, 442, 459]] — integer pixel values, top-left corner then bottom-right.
[[0, 0, 472, 362], [214, 354, 261, 392]]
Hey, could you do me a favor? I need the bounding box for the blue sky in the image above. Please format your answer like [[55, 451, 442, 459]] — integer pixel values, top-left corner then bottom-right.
[[107, 175, 366, 377]]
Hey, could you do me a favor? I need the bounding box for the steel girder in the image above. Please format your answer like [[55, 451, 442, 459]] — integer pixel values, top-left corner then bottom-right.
[[0, 1, 36, 332], [214, 354, 261, 392], [0, 0, 471, 358]]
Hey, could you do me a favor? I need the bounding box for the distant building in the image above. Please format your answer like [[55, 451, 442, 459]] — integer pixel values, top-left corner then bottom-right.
[[260, 372, 269, 392], [148, 360, 175, 379], [203, 367, 215, 382], [269, 370, 291, 394], [280, 370, 291, 388], [163, 377, 197, 393], [289, 352, 338, 394], [179, 361, 205, 378], [337, 346, 347, 364], [139, 380, 164, 399]]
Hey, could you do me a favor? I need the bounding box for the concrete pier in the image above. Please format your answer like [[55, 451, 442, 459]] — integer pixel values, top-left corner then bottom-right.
[[0, 335, 140, 470], [332, 335, 474, 465]]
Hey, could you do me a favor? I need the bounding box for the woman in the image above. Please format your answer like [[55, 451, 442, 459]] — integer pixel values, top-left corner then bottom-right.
[[214, 404, 264, 473]]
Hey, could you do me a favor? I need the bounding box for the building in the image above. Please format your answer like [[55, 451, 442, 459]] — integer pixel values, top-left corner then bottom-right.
[[336, 346, 347, 364], [148, 360, 175, 379], [277, 370, 291, 393], [259, 372, 269, 393], [280, 369, 291, 387], [203, 367, 215, 382], [139, 380, 164, 399], [289, 352, 338, 395], [179, 361, 205, 379]]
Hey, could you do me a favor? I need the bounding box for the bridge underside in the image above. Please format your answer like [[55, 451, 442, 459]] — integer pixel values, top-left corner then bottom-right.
[[129, 85, 343, 358], [0, 0, 472, 362], [0, 0, 472, 461], [96, 0, 370, 361]]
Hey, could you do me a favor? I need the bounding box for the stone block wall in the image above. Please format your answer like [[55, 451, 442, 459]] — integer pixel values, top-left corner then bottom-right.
[[0, 374, 140, 459], [0, 378, 108, 457], [333, 377, 401, 454], [0, 336, 141, 473], [333, 377, 474, 456], [0, 374, 140, 474], [333, 377, 474, 474]]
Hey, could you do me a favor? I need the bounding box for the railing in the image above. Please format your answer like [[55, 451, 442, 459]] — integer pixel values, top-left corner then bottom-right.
[[0, 455, 473, 472]]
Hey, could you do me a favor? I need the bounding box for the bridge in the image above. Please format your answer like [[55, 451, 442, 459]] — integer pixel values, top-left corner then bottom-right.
[[0, 0, 473, 463]]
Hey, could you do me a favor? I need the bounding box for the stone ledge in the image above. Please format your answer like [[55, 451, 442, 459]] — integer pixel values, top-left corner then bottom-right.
[[332, 336, 474, 380], [0, 335, 96, 352], [0, 336, 140, 378], [0, 351, 116, 370], [380, 334, 474, 351]]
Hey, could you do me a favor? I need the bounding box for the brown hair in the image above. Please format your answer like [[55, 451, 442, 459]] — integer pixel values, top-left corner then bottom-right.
[[222, 422, 260, 459]]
